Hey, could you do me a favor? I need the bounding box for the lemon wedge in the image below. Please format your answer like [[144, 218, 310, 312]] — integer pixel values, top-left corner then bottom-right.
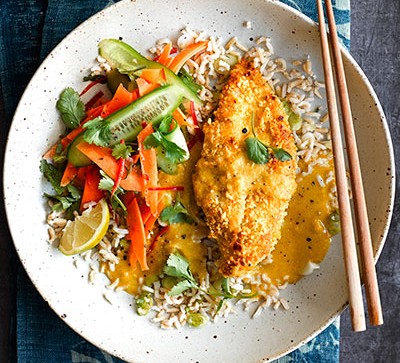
[[59, 199, 110, 255]]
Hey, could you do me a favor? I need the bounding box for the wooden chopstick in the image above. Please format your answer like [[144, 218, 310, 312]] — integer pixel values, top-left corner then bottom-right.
[[323, 0, 383, 327], [316, 0, 366, 332]]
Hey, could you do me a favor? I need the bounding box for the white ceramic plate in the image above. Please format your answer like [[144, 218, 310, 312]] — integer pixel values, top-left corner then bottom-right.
[[4, 0, 395, 362]]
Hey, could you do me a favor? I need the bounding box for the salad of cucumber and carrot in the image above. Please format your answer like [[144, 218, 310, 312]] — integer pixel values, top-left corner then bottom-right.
[[41, 38, 208, 271]]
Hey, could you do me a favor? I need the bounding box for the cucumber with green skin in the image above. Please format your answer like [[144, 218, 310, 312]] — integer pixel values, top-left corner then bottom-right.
[[67, 84, 184, 167], [67, 134, 90, 166], [98, 38, 202, 105]]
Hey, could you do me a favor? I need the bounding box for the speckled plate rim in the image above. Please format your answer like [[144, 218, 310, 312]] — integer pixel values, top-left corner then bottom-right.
[[3, 0, 395, 362]]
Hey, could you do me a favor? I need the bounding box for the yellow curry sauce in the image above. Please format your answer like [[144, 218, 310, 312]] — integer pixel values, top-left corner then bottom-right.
[[261, 161, 335, 284], [104, 143, 335, 294]]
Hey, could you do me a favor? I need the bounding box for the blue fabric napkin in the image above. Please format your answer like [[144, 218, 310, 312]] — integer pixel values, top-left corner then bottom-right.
[[0, 0, 350, 362]]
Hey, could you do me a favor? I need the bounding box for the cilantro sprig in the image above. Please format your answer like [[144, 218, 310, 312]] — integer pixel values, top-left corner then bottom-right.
[[163, 253, 199, 296], [163, 253, 258, 302], [44, 184, 80, 213], [160, 201, 193, 225], [144, 116, 187, 165], [112, 141, 133, 159], [56, 87, 86, 129], [40, 159, 81, 218], [82, 117, 112, 147], [245, 113, 292, 164]]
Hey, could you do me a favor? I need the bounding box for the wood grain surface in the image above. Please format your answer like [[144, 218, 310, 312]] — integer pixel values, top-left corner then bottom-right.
[[0, 1, 399, 362]]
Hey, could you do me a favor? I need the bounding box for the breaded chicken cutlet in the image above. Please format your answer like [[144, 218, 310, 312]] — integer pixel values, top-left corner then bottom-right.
[[193, 60, 297, 277]]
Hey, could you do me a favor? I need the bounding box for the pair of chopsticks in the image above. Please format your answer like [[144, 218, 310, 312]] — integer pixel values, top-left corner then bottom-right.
[[316, 0, 383, 331]]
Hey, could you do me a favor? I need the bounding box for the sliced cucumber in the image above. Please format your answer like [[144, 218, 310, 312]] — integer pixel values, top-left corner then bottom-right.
[[107, 84, 183, 145], [67, 84, 184, 167], [98, 38, 202, 105], [67, 134, 91, 166]]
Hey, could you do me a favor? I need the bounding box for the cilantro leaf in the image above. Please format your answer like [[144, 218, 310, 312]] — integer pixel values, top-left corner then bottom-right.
[[82, 117, 112, 147], [158, 114, 174, 134], [43, 193, 71, 211], [112, 142, 132, 159], [40, 159, 64, 194], [168, 280, 197, 296], [245, 137, 270, 164], [163, 253, 198, 296], [144, 115, 188, 166], [160, 201, 193, 225], [163, 253, 197, 282], [270, 147, 293, 162], [143, 133, 161, 149], [56, 87, 86, 129], [67, 184, 81, 200], [41, 164, 81, 215], [144, 131, 187, 164], [44, 192, 80, 213], [162, 253, 257, 300], [40, 160, 81, 218], [98, 172, 117, 192], [245, 112, 292, 164]]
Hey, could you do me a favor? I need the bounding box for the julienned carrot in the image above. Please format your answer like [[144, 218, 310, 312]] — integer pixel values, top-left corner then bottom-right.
[[86, 104, 105, 118], [136, 78, 160, 97], [168, 41, 208, 73], [42, 145, 59, 161], [101, 83, 134, 118], [80, 166, 104, 211], [126, 197, 149, 271], [76, 142, 144, 192], [60, 162, 79, 187], [140, 68, 166, 84], [137, 124, 158, 216], [156, 43, 172, 65], [172, 108, 192, 128]]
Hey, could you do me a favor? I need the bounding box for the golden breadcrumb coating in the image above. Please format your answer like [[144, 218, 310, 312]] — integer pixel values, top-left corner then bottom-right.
[[193, 60, 297, 277]]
